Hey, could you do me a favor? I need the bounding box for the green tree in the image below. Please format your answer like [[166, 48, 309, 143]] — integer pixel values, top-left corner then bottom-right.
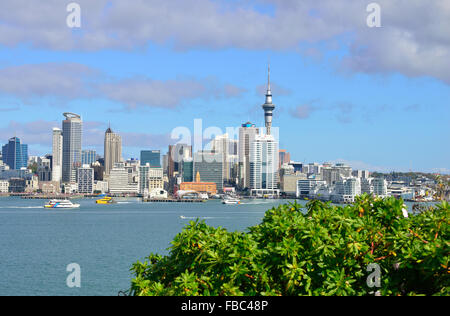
[[129, 195, 449, 296]]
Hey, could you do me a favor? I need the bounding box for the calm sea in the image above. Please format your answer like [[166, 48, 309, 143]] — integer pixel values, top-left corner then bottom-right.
[[0, 196, 303, 296]]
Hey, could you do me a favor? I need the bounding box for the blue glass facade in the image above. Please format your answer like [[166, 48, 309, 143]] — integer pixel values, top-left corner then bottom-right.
[[2, 137, 28, 170], [82, 150, 97, 165], [140, 150, 161, 167]]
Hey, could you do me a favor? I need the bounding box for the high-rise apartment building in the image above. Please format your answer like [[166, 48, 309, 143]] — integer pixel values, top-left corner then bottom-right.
[[77, 165, 94, 194], [238, 122, 259, 189], [62, 113, 82, 183], [2, 137, 28, 170], [250, 134, 279, 196], [104, 127, 122, 177], [52, 128, 63, 183]]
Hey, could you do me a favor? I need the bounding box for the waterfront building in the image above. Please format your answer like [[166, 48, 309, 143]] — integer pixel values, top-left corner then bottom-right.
[[138, 165, 164, 195], [332, 177, 362, 203], [372, 178, 388, 197], [108, 162, 138, 194], [82, 150, 97, 166], [2, 137, 28, 170], [238, 122, 259, 189], [250, 134, 279, 196], [77, 165, 94, 194], [281, 173, 307, 196], [62, 113, 82, 183], [0, 180, 9, 193], [25, 175, 39, 193], [180, 171, 217, 195], [193, 151, 223, 192], [38, 181, 61, 194], [8, 178, 26, 193], [94, 181, 109, 194], [296, 178, 327, 198], [104, 127, 122, 177], [140, 150, 161, 167]]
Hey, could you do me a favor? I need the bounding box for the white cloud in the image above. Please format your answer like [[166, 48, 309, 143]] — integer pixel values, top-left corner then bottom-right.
[[0, 63, 246, 109], [0, 0, 449, 83]]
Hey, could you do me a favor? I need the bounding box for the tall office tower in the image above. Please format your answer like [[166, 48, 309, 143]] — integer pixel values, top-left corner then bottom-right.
[[2, 137, 28, 170], [262, 64, 275, 135], [193, 151, 224, 192], [249, 134, 279, 196], [182, 158, 194, 182], [82, 150, 97, 165], [278, 150, 291, 169], [211, 134, 232, 183], [168, 144, 192, 179], [62, 113, 82, 183], [52, 127, 63, 182], [238, 122, 259, 189], [104, 127, 122, 177], [140, 150, 161, 167]]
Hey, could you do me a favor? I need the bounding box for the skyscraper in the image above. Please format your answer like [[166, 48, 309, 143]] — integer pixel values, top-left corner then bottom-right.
[[193, 151, 224, 192], [211, 134, 231, 182], [168, 144, 192, 179], [140, 150, 161, 167], [52, 128, 63, 183], [250, 134, 279, 196], [104, 127, 122, 177], [1, 137, 28, 170], [238, 122, 259, 189], [62, 113, 82, 183], [262, 64, 275, 135]]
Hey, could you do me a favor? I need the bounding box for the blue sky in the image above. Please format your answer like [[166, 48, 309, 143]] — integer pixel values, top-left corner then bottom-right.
[[0, 0, 449, 173]]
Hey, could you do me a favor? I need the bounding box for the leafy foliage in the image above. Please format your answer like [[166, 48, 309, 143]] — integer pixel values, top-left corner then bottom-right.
[[129, 195, 449, 296]]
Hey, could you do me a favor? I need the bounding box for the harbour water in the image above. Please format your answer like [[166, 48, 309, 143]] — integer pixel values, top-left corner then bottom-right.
[[0, 197, 433, 296], [0, 197, 301, 296]]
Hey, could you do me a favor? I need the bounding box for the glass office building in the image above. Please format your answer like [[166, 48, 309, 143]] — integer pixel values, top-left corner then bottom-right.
[[140, 150, 161, 167], [2, 137, 28, 170]]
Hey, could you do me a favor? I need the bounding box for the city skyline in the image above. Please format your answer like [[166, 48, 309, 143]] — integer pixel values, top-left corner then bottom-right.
[[0, 1, 449, 174]]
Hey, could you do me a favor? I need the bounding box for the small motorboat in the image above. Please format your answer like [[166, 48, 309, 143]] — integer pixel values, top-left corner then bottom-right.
[[44, 199, 80, 209], [96, 196, 116, 204]]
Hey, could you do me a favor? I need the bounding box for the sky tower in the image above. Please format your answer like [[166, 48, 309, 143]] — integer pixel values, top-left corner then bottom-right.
[[262, 63, 275, 135]]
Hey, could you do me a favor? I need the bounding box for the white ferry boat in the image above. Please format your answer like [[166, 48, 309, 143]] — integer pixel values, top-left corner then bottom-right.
[[44, 199, 80, 209], [222, 198, 241, 205]]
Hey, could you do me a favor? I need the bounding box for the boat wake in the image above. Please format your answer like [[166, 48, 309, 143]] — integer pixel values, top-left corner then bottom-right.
[[180, 216, 215, 220], [2, 206, 43, 209]]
